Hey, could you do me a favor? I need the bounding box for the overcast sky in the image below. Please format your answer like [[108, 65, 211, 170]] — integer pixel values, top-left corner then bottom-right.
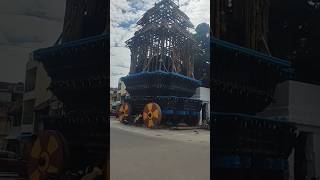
[[0, 0, 209, 87], [0, 0, 66, 83], [110, 0, 210, 88]]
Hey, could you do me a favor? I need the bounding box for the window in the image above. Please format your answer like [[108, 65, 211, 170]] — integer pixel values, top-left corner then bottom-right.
[[0, 92, 11, 102], [25, 68, 37, 92], [12, 115, 21, 127], [22, 99, 35, 124]]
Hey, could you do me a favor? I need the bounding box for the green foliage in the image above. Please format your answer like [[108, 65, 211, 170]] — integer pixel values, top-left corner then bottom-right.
[[194, 23, 210, 87]]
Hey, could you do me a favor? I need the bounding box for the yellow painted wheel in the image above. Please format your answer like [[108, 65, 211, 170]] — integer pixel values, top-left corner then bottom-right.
[[143, 103, 162, 128], [118, 103, 131, 123], [28, 131, 65, 180]]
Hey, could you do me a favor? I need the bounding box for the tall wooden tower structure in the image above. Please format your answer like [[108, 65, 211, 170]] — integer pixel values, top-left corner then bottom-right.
[[213, 0, 270, 54], [28, 0, 109, 179], [212, 1, 297, 179], [119, 0, 202, 128], [61, 0, 108, 42], [126, 0, 198, 78]]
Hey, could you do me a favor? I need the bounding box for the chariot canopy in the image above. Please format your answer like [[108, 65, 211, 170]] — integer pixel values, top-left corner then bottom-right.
[[126, 0, 199, 78]]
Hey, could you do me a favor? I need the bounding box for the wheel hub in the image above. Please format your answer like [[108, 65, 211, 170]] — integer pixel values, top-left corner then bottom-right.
[[38, 152, 49, 172], [143, 102, 162, 128], [28, 130, 65, 180]]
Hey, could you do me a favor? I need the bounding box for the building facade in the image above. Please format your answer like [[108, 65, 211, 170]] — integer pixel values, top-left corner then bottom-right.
[[259, 80, 320, 180], [192, 87, 210, 126], [21, 54, 53, 134], [0, 82, 24, 150]]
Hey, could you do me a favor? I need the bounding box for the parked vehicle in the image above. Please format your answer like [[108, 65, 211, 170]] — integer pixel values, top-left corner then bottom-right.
[[111, 101, 121, 117], [110, 108, 117, 116], [0, 150, 27, 177]]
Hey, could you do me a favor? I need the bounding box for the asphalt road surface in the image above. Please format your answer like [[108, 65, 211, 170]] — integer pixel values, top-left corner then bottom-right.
[[0, 172, 25, 180], [110, 119, 210, 180]]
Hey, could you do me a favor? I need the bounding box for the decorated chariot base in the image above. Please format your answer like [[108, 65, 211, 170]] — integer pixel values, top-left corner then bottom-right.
[[117, 0, 203, 128], [119, 71, 202, 128]]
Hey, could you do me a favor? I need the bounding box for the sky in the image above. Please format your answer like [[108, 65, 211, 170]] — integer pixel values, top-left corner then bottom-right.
[[110, 0, 210, 88], [0, 0, 66, 83], [0, 0, 209, 87]]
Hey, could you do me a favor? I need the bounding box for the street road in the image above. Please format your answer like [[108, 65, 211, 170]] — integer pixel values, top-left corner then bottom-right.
[[0, 172, 25, 180], [110, 118, 210, 180]]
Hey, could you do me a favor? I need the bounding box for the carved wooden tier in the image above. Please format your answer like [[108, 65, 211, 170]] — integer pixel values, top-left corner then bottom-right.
[[121, 71, 201, 97], [212, 38, 293, 114], [212, 113, 297, 179], [33, 33, 108, 111]]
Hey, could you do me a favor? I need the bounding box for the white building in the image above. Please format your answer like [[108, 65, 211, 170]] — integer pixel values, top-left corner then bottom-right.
[[259, 80, 320, 180], [118, 80, 128, 103], [21, 53, 53, 134], [0, 82, 23, 151], [192, 87, 210, 125]]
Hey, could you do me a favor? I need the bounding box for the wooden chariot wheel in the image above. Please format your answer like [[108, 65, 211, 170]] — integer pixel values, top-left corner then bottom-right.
[[142, 103, 162, 128], [28, 130, 66, 180], [118, 103, 131, 123]]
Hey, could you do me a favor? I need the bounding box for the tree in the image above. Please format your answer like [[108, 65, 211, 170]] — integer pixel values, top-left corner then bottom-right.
[[194, 23, 210, 87]]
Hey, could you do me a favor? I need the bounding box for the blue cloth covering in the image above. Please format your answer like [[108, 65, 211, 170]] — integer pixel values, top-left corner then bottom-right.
[[34, 33, 108, 57], [121, 70, 202, 86]]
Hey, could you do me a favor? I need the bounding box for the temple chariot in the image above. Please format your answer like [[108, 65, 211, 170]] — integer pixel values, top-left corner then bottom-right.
[[212, 4, 297, 178], [26, 0, 109, 179], [118, 0, 203, 128]]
